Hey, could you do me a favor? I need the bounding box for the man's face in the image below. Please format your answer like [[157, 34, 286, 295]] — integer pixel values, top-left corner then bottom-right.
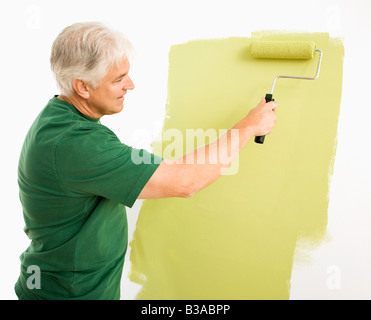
[[87, 57, 135, 118]]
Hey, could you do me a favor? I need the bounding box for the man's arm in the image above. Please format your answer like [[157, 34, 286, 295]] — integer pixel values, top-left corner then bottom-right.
[[138, 98, 277, 199]]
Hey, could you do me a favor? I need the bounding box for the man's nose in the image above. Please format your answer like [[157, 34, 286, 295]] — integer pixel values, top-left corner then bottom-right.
[[124, 76, 135, 90]]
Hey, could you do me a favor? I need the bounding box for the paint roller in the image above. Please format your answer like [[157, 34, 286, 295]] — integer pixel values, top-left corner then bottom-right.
[[249, 40, 323, 144]]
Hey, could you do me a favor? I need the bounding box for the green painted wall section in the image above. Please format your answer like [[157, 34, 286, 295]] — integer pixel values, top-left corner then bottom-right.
[[129, 32, 344, 299]]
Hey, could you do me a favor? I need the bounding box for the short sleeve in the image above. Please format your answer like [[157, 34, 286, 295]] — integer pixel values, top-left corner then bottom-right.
[[54, 124, 162, 207]]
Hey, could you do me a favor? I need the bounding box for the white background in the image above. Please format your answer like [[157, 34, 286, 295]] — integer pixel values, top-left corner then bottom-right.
[[0, 0, 370, 300]]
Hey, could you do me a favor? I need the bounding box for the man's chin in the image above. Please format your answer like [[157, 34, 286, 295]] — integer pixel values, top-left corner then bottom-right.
[[117, 102, 124, 113], [109, 103, 124, 115]]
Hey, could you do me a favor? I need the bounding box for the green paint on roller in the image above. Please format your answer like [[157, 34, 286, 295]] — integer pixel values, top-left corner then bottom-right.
[[129, 32, 344, 299], [250, 41, 316, 59]]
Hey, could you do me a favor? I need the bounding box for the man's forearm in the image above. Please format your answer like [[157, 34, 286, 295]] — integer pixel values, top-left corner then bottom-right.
[[175, 119, 254, 196], [138, 98, 277, 199]]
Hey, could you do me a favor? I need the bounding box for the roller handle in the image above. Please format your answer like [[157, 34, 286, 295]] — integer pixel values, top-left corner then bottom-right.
[[254, 93, 274, 144]]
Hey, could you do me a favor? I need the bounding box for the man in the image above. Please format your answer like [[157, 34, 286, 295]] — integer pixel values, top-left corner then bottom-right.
[[15, 22, 277, 300]]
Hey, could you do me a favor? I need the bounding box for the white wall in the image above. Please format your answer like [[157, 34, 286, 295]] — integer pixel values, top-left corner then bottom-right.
[[1, 0, 370, 300]]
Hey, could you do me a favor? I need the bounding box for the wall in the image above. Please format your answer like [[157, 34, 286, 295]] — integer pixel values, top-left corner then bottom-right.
[[0, 0, 370, 299], [129, 33, 344, 299]]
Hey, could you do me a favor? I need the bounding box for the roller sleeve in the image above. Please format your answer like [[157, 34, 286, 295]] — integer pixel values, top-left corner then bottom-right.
[[249, 41, 315, 60]]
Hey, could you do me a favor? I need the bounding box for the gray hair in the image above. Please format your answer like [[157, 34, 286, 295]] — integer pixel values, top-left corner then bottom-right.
[[50, 22, 134, 96]]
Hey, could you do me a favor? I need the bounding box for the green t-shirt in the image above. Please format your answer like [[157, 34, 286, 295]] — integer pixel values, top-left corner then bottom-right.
[[15, 96, 162, 300]]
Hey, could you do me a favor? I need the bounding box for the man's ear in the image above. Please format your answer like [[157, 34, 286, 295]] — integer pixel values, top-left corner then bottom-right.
[[72, 79, 90, 99]]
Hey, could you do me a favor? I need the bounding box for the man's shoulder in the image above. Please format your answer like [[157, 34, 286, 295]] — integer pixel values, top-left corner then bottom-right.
[[36, 97, 125, 159], [54, 120, 123, 158], [39, 97, 114, 140]]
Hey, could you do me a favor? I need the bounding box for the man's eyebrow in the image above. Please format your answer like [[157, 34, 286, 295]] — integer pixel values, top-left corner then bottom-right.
[[114, 73, 126, 80]]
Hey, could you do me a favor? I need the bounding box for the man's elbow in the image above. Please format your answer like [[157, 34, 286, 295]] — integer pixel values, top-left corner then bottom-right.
[[182, 189, 197, 198], [176, 172, 216, 198], [177, 181, 200, 198]]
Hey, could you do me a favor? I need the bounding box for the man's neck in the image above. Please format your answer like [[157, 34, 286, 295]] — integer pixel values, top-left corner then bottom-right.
[[57, 94, 101, 119]]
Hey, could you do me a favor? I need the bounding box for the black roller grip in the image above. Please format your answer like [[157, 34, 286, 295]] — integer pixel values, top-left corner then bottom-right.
[[254, 93, 274, 144]]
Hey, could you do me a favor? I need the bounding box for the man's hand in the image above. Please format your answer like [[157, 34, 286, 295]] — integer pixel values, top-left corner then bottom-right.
[[242, 97, 278, 137]]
